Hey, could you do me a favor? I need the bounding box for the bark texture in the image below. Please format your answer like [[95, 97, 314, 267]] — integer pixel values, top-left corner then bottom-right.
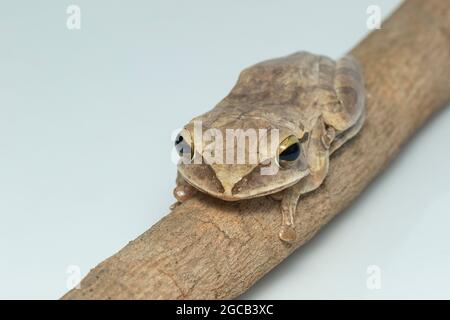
[[63, 0, 450, 300]]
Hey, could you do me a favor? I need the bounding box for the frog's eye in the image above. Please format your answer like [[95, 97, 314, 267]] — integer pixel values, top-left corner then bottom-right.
[[175, 130, 194, 160], [277, 135, 300, 168]]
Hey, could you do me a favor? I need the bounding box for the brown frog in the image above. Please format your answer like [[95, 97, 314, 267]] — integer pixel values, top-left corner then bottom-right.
[[173, 51, 365, 243]]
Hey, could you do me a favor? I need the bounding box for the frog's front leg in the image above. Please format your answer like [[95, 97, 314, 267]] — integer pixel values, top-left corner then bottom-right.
[[279, 118, 332, 243], [171, 172, 197, 209]]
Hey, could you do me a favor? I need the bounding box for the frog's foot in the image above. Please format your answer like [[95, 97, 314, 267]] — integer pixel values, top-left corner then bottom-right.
[[173, 184, 197, 203], [279, 225, 296, 243]]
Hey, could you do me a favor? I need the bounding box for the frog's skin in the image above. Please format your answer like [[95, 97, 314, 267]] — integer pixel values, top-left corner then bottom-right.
[[173, 51, 365, 243]]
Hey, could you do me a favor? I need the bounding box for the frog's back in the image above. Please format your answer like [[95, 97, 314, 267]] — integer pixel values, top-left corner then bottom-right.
[[227, 51, 331, 105], [198, 52, 330, 128], [196, 51, 363, 135]]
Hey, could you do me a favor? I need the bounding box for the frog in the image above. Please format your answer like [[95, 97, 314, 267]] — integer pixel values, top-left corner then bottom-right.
[[172, 51, 365, 243]]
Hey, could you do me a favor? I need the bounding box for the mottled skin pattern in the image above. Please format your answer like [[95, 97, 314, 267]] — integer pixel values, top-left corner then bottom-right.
[[174, 51, 365, 242]]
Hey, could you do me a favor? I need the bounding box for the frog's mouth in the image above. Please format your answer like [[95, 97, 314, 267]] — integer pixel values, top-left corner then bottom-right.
[[188, 178, 301, 201], [178, 162, 309, 201]]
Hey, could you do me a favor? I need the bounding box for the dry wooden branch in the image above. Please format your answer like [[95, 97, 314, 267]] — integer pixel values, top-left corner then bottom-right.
[[62, 0, 450, 300]]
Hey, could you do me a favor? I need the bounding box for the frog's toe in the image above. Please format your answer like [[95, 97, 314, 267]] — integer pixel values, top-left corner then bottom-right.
[[279, 225, 297, 243], [170, 202, 180, 210], [173, 184, 197, 202]]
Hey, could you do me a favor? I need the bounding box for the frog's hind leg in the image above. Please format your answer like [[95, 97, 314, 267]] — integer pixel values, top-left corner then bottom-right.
[[321, 55, 365, 134], [329, 109, 365, 155]]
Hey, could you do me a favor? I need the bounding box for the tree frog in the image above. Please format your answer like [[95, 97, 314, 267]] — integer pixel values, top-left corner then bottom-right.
[[173, 51, 365, 243]]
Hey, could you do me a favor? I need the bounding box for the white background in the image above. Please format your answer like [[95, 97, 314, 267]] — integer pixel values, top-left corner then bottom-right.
[[1, 0, 450, 299]]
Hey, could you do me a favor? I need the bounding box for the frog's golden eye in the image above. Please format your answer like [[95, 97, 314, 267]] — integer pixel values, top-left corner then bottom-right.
[[175, 130, 194, 160], [277, 135, 300, 168]]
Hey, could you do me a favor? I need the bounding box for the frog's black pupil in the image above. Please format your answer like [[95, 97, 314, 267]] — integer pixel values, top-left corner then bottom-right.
[[279, 143, 300, 162], [175, 134, 191, 157]]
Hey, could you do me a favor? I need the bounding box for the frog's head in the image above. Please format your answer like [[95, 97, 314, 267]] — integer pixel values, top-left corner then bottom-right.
[[175, 112, 310, 201]]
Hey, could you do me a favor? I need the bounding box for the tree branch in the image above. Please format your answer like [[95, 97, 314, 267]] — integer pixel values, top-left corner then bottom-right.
[[62, 0, 450, 300]]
